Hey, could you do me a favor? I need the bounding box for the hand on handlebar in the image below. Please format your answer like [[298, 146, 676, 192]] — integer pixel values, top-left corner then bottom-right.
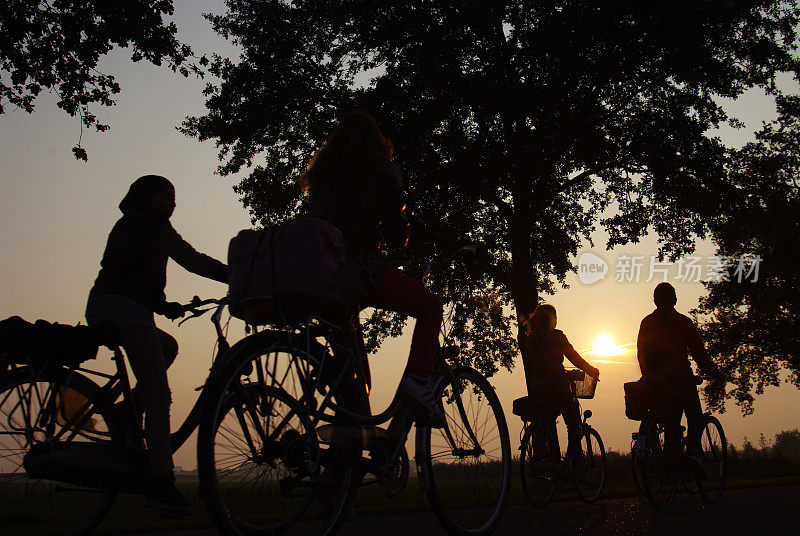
[[161, 301, 186, 320]]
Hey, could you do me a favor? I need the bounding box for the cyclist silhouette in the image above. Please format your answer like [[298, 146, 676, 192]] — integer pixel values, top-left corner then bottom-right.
[[637, 282, 721, 466], [521, 304, 600, 481], [86, 175, 227, 515], [302, 111, 445, 427]]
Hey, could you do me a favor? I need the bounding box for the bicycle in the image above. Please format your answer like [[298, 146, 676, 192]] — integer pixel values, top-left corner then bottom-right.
[[515, 369, 606, 508], [197, 246, 513, 536], [0, 296, 230, 536], [629, 375, 727, 510]]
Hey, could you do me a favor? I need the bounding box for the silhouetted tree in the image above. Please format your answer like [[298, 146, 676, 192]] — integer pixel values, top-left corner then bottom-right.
[[697, 95, 800, 414], [183, 1, 799, 377], [0, 0, 204, 160], [774, 429, 800, 466]]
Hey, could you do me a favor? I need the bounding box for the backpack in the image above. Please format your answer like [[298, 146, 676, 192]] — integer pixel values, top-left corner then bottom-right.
[[228, 217, 368, 323], [0, 316, 99, 367]]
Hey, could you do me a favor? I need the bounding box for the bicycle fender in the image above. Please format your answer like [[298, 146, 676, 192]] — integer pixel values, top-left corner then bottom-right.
[[204, 330, 285, 387]]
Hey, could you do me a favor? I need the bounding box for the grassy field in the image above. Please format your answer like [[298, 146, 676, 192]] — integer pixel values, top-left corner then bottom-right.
[[3, 450, 799, 536]]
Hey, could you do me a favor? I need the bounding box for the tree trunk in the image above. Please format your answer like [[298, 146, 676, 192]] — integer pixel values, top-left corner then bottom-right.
[[510, 174, 538, 347]]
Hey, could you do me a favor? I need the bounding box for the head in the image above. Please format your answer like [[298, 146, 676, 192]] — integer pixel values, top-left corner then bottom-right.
[[529, 304, 557, 334], [300, 110, 393, 191], [119, 175, 175, 218], [653, 282, 677, 309]]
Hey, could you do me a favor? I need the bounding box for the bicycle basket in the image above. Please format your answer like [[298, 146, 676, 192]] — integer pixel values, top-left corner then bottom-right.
[[569, 370, 597, 399]]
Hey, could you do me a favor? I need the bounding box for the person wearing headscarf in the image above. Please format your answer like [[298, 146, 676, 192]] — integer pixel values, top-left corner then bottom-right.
[[86, 175, 226, 516]]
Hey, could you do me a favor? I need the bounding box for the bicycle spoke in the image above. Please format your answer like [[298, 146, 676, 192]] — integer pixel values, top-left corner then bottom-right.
[[0, 370, 119, 536], [422, 368, 510, 536]]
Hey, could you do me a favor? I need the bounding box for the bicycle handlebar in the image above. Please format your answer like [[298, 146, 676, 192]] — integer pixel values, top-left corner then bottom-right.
[[177, 296, 227, 326]]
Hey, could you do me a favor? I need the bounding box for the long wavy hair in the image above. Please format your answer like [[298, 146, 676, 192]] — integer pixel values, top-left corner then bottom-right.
[[526, 304, 557, 337], [300, 110, 393, 191]]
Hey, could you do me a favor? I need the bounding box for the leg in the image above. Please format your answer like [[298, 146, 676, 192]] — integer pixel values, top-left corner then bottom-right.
[[662, 407, 683, 453], [362, 266, 444, 425], [558, 390, 583, 464], [157, 329, 179, 369], [363, 265, 442, 375], [116, 325, 174, 479], [684, 386, 704, 453], [329, 312, 371, 416], [130, 328, 178, 414]]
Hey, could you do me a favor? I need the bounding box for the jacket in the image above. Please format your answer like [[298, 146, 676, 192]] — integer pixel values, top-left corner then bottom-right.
[[89, 213, 227, 311], [637, 307, 719, 378]]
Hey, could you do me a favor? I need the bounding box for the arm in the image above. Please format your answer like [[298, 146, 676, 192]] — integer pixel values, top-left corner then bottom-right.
[[167, 225, 228, 283], [637, 319, 648, 376], [685, 318, 720, 377], [562, 332, 599, 378]]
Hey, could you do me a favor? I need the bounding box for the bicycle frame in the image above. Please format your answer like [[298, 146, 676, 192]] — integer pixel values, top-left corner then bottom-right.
[[242, 318, 482, 480]]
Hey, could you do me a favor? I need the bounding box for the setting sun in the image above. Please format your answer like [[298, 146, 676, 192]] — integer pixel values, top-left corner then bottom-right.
[[588, 334, 631, 358], [594, 334, 617, 356]]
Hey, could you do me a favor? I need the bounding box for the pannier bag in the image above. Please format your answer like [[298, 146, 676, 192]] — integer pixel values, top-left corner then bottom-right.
[[624, 377, 668, 421], [228, 217, 368, 323], [512, 396, 538, 419], [0, 316, 98, 367], [511, 379, 568, 420]]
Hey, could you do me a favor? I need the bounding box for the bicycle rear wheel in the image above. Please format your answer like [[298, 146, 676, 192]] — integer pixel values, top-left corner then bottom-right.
[[574, 427, 606, 503], [519, 421, 558, 508], [198, 355, 353, 536], [0, 366, 120, 536], [697, 415, 727, 503], [638, 413, 677, 510], [418, 366, 511, 536]]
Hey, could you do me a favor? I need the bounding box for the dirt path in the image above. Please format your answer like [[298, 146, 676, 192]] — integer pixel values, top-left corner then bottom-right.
[[127, 484, 800, 536]]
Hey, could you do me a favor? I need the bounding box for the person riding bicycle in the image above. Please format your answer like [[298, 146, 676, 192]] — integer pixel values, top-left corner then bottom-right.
[[637, 282, 721, 469], [302, 110, 445, 427], [86, 175, 227, 516], [521, 304, 600, 482]]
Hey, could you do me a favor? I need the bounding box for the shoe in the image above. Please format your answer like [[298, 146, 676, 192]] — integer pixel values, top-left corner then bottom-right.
[[398, 372, 446, 428], [143, 474, 195, 517]]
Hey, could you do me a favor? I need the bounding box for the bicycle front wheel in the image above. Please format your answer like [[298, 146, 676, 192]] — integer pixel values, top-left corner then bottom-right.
[[638, 413, 677, 510], [519, 421, 558, 509], [418, 366, 511, 536], [697, 415, 727, 503], [0, 366, 121, 536], [198, 357, 353, 536], [574, 427, 606, 503]]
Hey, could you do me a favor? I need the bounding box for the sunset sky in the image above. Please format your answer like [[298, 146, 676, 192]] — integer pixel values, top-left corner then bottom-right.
[[2, 1, 798, 469]]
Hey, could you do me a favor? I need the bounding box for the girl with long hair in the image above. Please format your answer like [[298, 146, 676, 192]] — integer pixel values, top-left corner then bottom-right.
[[303, 111, 445, 427], [522, 304, 600, 481]]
